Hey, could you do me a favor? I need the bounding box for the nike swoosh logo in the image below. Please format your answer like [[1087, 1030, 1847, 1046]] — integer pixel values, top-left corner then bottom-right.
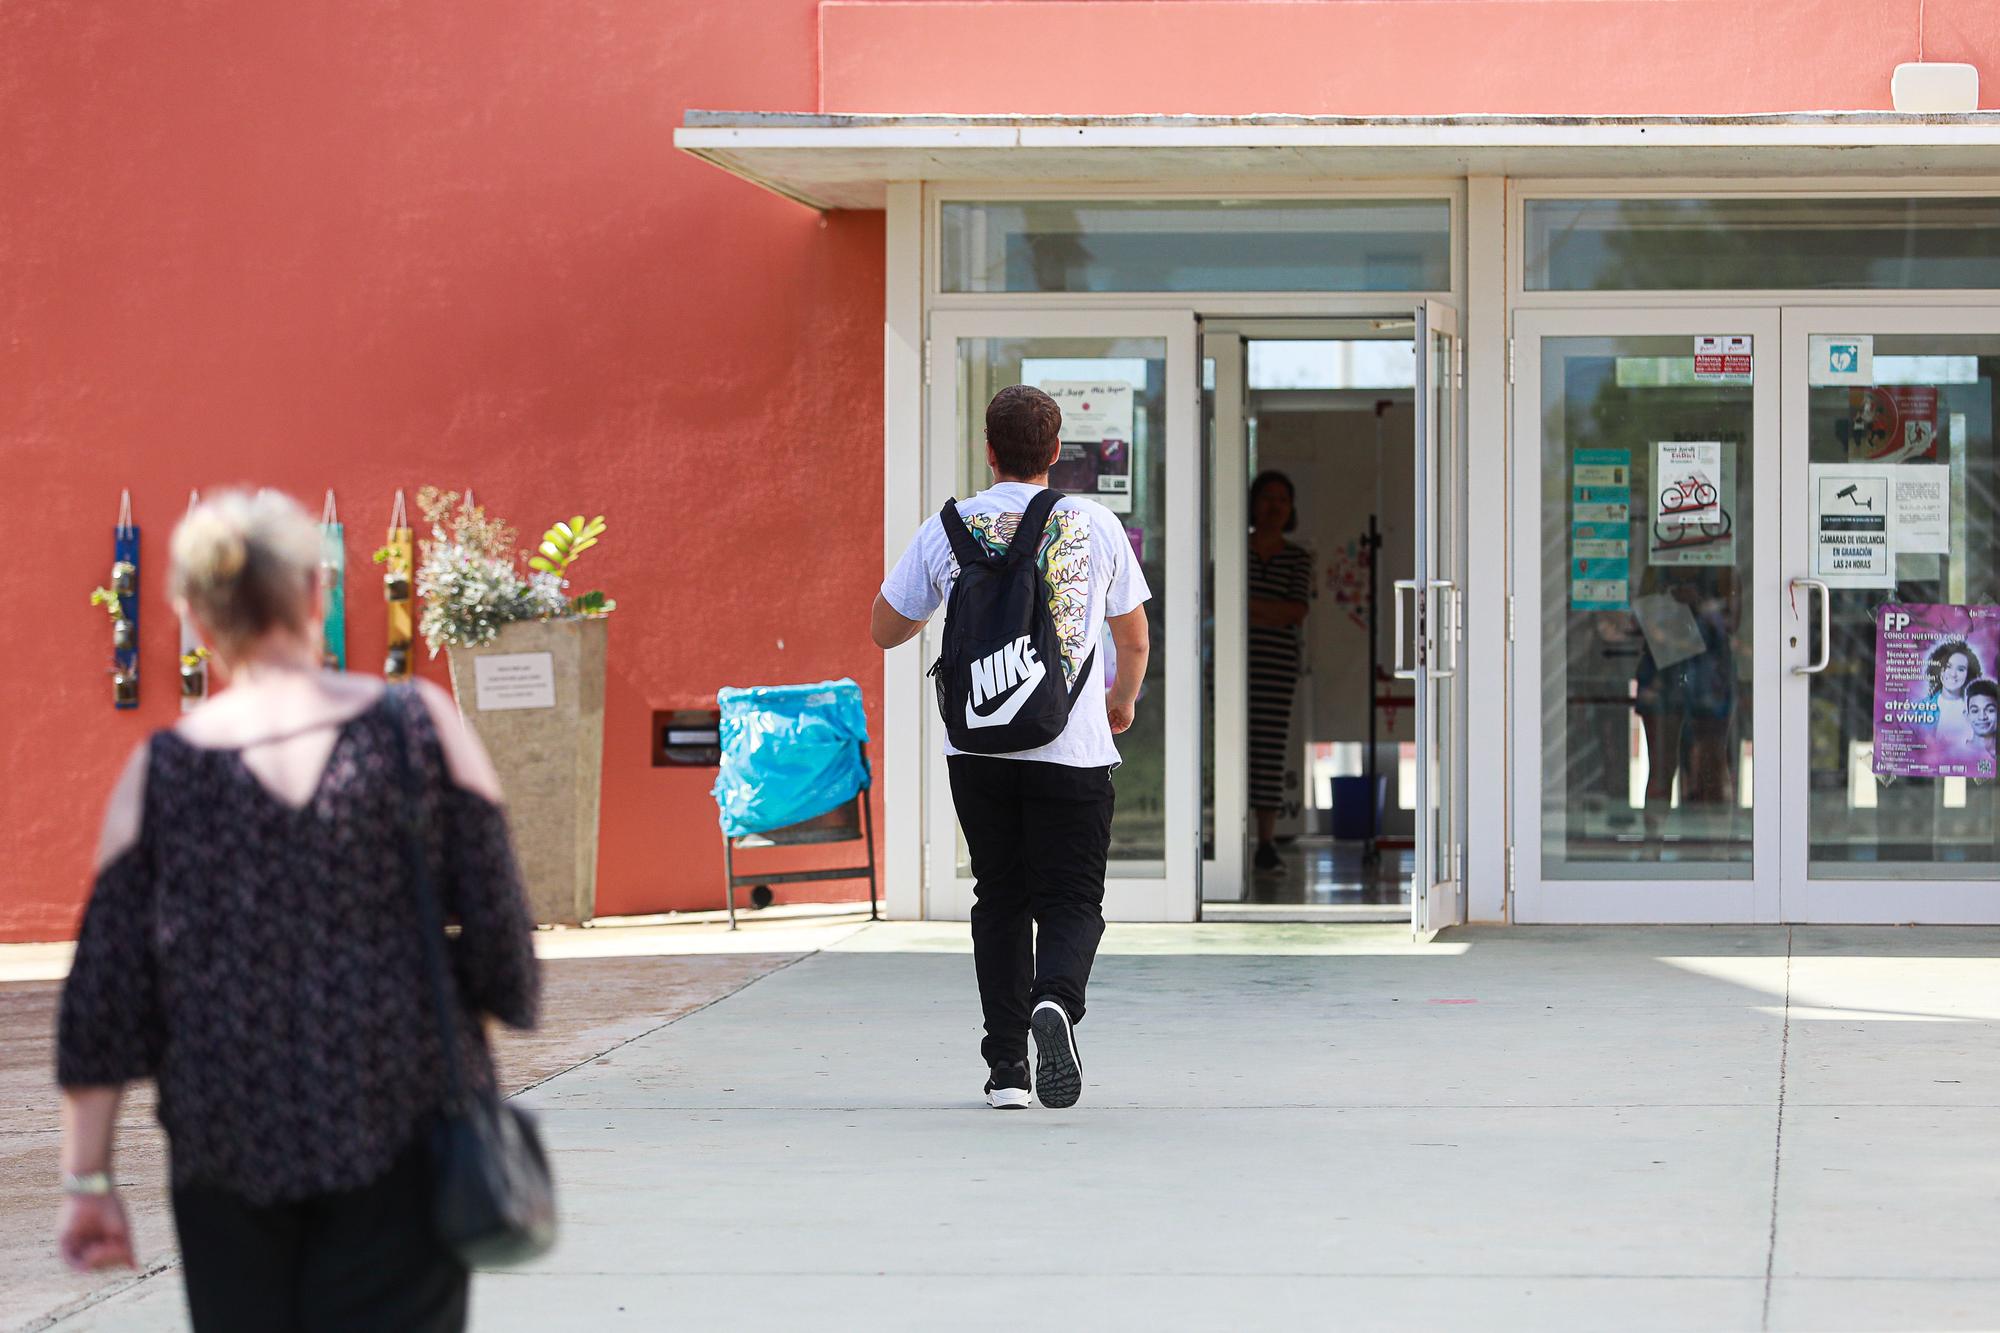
[[964, 654, 1047, 729]]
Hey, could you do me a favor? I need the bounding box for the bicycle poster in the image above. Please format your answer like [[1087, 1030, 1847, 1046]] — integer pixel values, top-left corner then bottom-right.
[[1650, 440, 1735, 568]]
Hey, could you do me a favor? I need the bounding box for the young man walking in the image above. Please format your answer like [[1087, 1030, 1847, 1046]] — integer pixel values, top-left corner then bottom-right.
[[870, 384, 1151, 1109]]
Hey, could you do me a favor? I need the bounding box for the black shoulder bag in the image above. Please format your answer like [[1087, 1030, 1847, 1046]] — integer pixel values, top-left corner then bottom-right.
[[389, 687, 557, 1268]]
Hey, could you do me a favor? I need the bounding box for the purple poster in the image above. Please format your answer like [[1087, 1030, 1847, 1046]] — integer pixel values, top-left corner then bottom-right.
[[1872, 603, 2000, 780]]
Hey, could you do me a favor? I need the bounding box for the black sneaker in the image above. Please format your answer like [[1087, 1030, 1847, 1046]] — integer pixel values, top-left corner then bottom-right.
[[984, 1063, 1032, 1110], [1030, 1000, 1082, 1109], [1254, 841, 1282, 872]]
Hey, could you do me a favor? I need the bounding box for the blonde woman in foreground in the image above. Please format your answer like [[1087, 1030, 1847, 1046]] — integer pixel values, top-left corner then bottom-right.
[[55, 489, 539, 1332]]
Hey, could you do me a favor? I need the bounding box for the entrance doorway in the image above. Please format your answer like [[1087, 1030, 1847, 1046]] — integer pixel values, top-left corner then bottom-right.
[[1514, 305, 2000, 922], [922, 304, 1465, 933], [1203, 312, 1465, 929], [1201, 322, 1417, 918]]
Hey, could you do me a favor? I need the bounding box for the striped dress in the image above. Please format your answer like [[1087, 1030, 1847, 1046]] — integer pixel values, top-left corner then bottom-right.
[[1248, 541, 1314, 812]]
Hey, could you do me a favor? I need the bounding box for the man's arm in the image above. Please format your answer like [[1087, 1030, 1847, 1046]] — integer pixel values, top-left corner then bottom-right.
[[871, 594, 926, 650], [1249, 596, 1309, 629], [1105, 605, 1150, 735]]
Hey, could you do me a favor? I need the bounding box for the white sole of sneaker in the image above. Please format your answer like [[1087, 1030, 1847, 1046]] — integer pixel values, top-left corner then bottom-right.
[[1030, 1000, 1082, 1109], [986, 1086, 1032, 1110]]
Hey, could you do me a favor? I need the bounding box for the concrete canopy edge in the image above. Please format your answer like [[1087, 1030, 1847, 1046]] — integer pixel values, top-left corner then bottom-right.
[[674, 111, 2000, 210]]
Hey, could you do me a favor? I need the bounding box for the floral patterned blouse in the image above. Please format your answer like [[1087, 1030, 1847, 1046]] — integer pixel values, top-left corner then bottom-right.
[[56, 687, 538, 1204]]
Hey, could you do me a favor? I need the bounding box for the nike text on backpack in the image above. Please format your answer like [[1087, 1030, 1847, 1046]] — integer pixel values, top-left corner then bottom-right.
[[929, 488, 1096, 754]]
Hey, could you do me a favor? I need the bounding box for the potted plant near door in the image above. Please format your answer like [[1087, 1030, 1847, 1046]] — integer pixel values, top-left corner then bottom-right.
[[412, 486, 617, 926]]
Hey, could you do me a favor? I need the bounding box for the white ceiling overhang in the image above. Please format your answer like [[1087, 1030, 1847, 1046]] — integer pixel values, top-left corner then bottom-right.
[[674, 111, 2000, 210]]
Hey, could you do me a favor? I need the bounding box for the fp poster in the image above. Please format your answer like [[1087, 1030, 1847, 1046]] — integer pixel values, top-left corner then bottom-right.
[[1041, 381, 1134, 514], [1872, 603, 2000, 779]]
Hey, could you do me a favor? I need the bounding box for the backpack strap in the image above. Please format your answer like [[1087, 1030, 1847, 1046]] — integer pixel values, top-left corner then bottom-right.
[[938, 499, 991, 569], [1006, 488, 1064, 564]]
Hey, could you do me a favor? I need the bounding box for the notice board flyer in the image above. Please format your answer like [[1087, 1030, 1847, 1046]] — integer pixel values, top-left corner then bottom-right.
[[1872, 602, 2000, 780]]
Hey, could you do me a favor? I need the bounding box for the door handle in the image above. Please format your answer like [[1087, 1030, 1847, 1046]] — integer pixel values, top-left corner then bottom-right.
[[1791, 577, 1831, 675], [1392, 579, 1421, 681], [1428, 579, 1458, 679]]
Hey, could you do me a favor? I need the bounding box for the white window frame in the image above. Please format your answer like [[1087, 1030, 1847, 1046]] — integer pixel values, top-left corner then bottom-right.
[[886, 181, 1470, 923], [1504, 176, 2000, 924]]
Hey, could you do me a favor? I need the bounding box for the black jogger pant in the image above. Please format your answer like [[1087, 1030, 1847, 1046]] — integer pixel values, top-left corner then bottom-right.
[[946, 753, 1116, 1068], [171, 1141, 468, 1333]]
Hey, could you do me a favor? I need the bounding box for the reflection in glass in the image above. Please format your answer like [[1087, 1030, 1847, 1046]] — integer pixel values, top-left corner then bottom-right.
[[942, 199, 1451, 294], [1806, 335, 2000, 878], [1527, 197, 2000, 292], [1539, 337, 1755, 877], [954, 337, 1170, 872]]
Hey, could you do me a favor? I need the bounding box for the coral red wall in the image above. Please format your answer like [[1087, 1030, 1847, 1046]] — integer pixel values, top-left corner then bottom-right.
[[11, 0, 2000, 940], [1, 0, 882, 940], [822, 0, 2000, 115]]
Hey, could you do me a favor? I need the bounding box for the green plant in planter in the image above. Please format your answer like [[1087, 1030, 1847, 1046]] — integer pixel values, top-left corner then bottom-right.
[[179, 647, 212, 698], [91, 586, 136, 649], [371, 544, 412, 600], [410, 489, 617, 654], [529, 516, 616, 617]]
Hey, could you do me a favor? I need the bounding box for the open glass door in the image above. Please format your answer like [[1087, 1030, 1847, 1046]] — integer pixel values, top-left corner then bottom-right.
[[1780, 308, 2000, 922], [924, 310, 1201, 922], [1202, 329, 1250, 903], [1411, 300, 1467, 933]]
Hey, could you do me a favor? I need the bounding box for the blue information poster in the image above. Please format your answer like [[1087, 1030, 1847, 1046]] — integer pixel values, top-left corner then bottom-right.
[[1570, 447, 1631, 610]]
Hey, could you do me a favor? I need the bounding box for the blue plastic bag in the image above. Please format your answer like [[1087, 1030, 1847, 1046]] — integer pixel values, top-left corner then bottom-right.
[[712, 679, 871, 838]]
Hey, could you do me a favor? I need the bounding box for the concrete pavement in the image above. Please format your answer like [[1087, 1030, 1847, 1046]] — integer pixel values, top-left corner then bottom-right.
[[21, 922, 2000, 1331]]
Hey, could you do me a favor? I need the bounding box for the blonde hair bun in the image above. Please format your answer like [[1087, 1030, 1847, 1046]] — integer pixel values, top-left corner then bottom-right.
[[169, 489, 322, 649]]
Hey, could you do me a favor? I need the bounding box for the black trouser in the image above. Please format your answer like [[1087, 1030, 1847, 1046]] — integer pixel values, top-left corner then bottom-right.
[[171, 1141, 468, 1333], [946, 754, 1115, 1068]]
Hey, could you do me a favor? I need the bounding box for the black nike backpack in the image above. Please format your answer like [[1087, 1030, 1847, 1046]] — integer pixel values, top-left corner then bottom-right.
[[929, 488, 1095, 754]]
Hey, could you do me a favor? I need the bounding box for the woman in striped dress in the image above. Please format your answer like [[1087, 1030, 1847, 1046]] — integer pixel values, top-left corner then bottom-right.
[[1247, 471, 1313, 872]]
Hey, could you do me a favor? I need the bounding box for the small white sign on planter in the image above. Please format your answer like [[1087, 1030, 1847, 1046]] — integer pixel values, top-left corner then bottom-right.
[[474, 651, 557, 710]]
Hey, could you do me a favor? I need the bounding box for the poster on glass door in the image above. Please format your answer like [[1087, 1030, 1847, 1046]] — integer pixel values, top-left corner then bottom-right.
[[1569, 447, 1630, 610], [1650, 441, 1736, 567], [1871, 603, 2000, 780], [1839, 385, 1939, 463], [1040, 381, 1134, 514]]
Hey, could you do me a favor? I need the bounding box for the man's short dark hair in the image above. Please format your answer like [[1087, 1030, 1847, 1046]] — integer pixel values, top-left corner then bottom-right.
[[1971, 678, 1999, 703], [986, 385, 1063, 479]]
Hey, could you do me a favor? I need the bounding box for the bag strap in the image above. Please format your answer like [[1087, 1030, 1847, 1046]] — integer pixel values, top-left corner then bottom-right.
[[1007, 488, 1062, 564], [386, 685, 470, 1112], [937, 499, 990, 570]]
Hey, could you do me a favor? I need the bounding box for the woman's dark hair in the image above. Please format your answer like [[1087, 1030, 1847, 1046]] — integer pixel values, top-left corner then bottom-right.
[[1251, 470, 1297, 533], [1926, 639, 1981, 696], [985, 385, 1064, 479]]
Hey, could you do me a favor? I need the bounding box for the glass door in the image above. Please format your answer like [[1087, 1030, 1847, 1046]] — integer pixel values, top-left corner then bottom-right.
[[1412, 300, 1466, 933], [924, 310, 1201, 922], [1511, 309, 1783, 923], [1780, 309, 2000, 922]]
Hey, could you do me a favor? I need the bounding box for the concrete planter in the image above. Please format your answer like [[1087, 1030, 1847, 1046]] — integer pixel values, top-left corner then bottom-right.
[[446, 617, 607, 926]]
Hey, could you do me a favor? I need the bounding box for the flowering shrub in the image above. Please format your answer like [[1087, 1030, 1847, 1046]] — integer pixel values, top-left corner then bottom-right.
[[409, 487, 612, 654]]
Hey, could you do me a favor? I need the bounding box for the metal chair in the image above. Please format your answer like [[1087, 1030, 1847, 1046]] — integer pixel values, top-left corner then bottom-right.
[[721, 742, 879, 929]]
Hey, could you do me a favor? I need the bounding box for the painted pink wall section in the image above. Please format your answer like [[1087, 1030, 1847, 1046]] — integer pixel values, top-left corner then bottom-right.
[[823, 1, 2000, 115], [1, 1, 885, 941]]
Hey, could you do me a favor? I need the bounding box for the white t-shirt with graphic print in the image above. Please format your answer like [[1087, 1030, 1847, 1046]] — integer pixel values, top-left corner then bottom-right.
[[881, 482, 1151, 768]]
